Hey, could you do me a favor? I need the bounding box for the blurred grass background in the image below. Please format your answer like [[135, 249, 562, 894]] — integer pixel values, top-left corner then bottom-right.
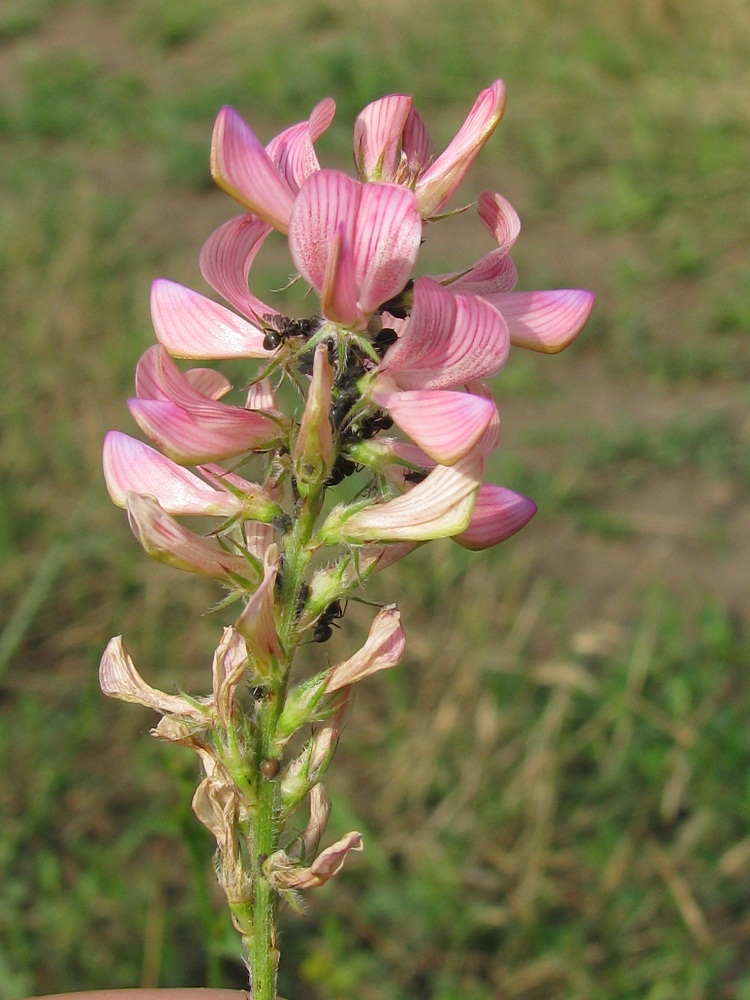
[[1, 0, 749, 997]]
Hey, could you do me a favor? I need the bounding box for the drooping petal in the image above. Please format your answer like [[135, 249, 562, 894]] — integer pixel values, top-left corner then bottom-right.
[[150, 279, 270, 360], [302, 784, 331, 860], [126, 493, 258, 583], [265, 98, 336, 192], [103, 432, 242, 516], [477, 190, 521, 254], [184, 368, 232, 400], [373, 387, 496, 465], [267, 831, 363, 889], [354, 94, 413, 180], [210, 106, 296, 233], [486, 289, 595, 353], [199, 214, 280, 324], [415, 80, 506, 217], [453, 484, 537, 550], [435, 249, 518, 297], [100, 635, 205, 718], [322, 455, 482, 543], [377, 277, 509, 389], [326, 606, 405, 693]]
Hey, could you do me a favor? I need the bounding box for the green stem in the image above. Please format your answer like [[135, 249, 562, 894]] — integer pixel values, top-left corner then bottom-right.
[[250, 710, 279, 1000]]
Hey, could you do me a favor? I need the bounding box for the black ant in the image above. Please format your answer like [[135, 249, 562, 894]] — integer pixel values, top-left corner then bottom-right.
[[378, 279, 414, 320], [372, 326, 398, 358], [312, 600, 346, 643], [262, 314, 319, 351], [404, 469, 428, 485]]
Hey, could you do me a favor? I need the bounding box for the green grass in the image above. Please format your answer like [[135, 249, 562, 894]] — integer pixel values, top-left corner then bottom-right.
[[1, 0, 749, 997]]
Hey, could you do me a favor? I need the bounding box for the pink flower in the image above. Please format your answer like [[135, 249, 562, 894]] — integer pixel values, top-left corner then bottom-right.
[[288, 169, 422, 329], [354, 81, 506, 218], [128, 345, 284, 464], [363, 277, 507, 464], [210, 98, 336, 234]]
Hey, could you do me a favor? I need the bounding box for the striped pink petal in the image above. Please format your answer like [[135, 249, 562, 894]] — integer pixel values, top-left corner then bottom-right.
[[289, 170, 421, 324], [415, 81, 506, 217], [210, 106, 296, 233], [128, 398, 280, 464], [354, 94, 413, 180], [402, 107, 433, 172], [151, 279, 270, 360], [320, 222, 360, 326], [373, 387, 497, 465], [477, 190, 521, 254], [377, 277, 509, 389], [184, 368, 232, 399], [453, 484, 537, 550], [265, 98, 335, 192], [435, 250, 518, 297], [322, 454, 482, 543], [465, 381, 501, 456], [126, 493, 256, 582], [103, 432, 242, 516], [235, 545, 282, 666], [199, 214, 280, 324], [485, 289, 595, 353]]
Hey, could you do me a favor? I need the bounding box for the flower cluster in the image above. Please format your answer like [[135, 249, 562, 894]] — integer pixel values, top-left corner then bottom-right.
[[100, 83, 593, 992]]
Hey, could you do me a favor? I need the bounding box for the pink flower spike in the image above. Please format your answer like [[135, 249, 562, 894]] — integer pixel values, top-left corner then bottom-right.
[[453, 484, 537, 550], [322, 455, 482, 544], [372, 387, 496, 465], [126, 492, 257, 583], [326, 606, 405, 693], [377, 277, 510, 390], [100, 635, 206, 719], [486, 289, 595, 354], [211, 106, 296, 233], [265, 98, 336, 192], [103, 432, 243, 517], [235, 544, 282, 669], [415, 80, 506, 217], [354, 94, 413, 180], [200, 214, 280, 324], [150, 279, 271, 360]]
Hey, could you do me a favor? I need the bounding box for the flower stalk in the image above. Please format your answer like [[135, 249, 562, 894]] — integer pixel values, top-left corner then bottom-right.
[[100, 82, 593, 995]]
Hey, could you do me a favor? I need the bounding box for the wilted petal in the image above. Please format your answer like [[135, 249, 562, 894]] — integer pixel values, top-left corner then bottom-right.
[[373, 387, 496, 465], [326, 606, 405, 692], [416, 80, 506, 217], [486, 289, 595, 353], [210, 106, 296, 233], [126, 493, 257, 583], [322, 455, 482, 543], [266, 98, 336, 192], [103, 432, 242, 516], [377, 277, 509, 389], [235, 545, 282, 668], [151, 279, 270, 360], [100, 635, 204, 718], [199, 214, 280, 324], [267, 831, 363, 889], [453, 484, 537, 550], [302, 784, 331, 860], [212, 626, 251, 726], [354, 94, 413, 180]]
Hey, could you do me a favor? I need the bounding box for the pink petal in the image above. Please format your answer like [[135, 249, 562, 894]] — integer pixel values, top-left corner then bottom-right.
[[320, 222, 361, 326], [199, 214, 280, 324], [100, 635, 205, 717], [485, 289, 595, 353], [265, 97, 335, 192], [128, 398, 280, 464], [354, 182, 422, 314], [374, 387, 497, 465], [210, 106, 296, 233], [326, 606, 405, 692], [294, 343, 334, 482], [322, 454, 482, 543], [245, 377, 276, 411], [477, 190, 521, 254], [402, 107, 433, 172], [151, 279, 270, 360], [103, 431, 242, 516], [354, 94, 413, 180], [126, 493, 256, 582], [185, 368, 232, 400], [416, 80, 506, 217], [289, 169, 360, 308], [378, 277, 510, 390], [453, 484, 537, 550], [435, 250, 518, 296], [465, 381, 501, 456]]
